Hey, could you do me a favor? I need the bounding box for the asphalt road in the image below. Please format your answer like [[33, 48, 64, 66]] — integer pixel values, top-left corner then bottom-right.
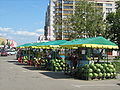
[[0, 55, 120, 90]]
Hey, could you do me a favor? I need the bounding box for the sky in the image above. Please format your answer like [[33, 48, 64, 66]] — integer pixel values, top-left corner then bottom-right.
[[0, 0, 49, 46]]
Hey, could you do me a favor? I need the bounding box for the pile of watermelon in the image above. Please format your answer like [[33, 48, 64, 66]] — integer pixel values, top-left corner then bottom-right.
[[50, 59, 66, 71], [77, 62, 117, 80], [22, 56, 29, 63]]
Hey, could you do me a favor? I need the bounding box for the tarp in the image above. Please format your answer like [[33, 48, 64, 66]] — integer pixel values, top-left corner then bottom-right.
[[17, 37, 119, 49], [34, 40, 67, 48], [60, 36, 118, 49]]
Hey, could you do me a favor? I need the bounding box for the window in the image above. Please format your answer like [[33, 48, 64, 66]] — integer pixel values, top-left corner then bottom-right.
[[56, 10, 62, 13], [63, 1, 73, 4], [62, 15, 67, 18], [63, 6, 73, 9], [106, 8, 112, 12], [97, 3, 103, 6], [106, 4, 112, 6], [63, 10, 73, 14], [63, 35, 69, 38]]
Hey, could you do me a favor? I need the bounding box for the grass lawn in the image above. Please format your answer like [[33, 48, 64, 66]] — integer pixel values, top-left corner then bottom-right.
[[113, 60, 120, 73]]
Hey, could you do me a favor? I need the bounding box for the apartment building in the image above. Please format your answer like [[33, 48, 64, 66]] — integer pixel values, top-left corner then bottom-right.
[[44, 0, 116, 40]]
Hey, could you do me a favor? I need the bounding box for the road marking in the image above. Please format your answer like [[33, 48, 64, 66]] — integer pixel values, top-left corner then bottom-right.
[[71, 84, 119, 88]]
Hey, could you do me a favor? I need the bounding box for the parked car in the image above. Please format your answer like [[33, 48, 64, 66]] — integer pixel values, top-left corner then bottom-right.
[[7, 50, 16, 55], [1, 51, 7, 56]]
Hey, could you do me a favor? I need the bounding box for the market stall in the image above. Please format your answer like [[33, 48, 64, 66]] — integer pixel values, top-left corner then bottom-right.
[[16, 36, 119, 80]]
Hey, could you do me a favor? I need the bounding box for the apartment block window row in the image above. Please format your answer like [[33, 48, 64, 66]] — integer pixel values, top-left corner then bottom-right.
[[106, 8, 112, 12], [106, 3, 112, 6], [56, 10, 62, 13], [63, 1, 73, 4], [63, 6, 73, 9], [63, 10, 73, 13], [55, 6, 62, 9], [97, 3, 103, 6]]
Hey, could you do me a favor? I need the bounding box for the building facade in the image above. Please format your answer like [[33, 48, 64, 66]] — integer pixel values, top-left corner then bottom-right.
[[44, 0, 117, 40]]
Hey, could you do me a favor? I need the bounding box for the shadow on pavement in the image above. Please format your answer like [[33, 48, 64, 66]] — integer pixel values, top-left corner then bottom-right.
[[22, 66, 40, 70], [117, 83, 120, 86], [40, 71, 72, 79], [7, 60, 27, 66]]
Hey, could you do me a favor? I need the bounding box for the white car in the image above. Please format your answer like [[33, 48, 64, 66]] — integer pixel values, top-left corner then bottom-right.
[[7, 50, 16, 55]]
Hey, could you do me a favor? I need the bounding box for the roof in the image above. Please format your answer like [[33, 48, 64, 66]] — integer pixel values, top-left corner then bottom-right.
[[17, 37, 119, 49], [60, 37, 118, 49]]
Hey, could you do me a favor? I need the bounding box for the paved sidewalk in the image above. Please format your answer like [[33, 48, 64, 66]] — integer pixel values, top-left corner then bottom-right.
[[0, 56, 120, 90]]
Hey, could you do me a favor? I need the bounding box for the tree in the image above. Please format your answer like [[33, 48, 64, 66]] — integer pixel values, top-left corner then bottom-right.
[[106, 0, 120, 48], [54, 0, 106, 40], [54, 16, 63, 40]]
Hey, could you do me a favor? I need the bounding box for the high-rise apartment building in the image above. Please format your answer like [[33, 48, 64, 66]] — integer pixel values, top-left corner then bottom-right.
[[44, 0, 117, 40]]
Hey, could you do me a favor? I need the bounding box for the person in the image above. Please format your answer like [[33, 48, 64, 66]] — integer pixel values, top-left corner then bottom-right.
[[65, 53, 72, 67], [72, 55, 78, 69]]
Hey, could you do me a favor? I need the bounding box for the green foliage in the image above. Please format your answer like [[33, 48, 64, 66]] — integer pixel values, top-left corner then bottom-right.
[[54, 0, 106, 40], [106, 0, 120, 48]]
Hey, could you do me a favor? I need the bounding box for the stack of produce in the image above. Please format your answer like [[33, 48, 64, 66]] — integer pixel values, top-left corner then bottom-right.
[[77, 63, 117, 80], [22, 56, 28, 63], [50, 59, 66, 71], [33, 58, 49, 68]]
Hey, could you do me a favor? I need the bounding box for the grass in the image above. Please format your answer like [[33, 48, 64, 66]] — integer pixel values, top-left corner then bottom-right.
[[113, 60, 120, 73]]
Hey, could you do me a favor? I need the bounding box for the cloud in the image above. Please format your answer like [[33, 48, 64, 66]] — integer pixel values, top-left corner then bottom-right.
[[0, 33, 7, 36], [15, 31, 39, 36], [0, 27, 12, 32], [36, 28, 44, 33]]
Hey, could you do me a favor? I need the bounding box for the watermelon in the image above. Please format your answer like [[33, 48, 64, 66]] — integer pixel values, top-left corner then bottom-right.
[[59, 67, 62, 71], [110, 73, 114, 76], [106, 67, 110, 72], [103, 73, 106, 77], [96, 69, 101, 73], [55, 67, 59, 70], [89, 63, 95, 68], [93, 73, 98, 78], [98, 73, 103, 77], [108, 65, 114, 69], [88, 68, 93, 73], [109, 69, 113, 73], [112, 68, 116, 72], [99, 65, 104, 70], [103, 64, 108, 67], [88, 73, 93, 78], [113, 72, 117, 76], [106, 73, 111, 77], [95, 64, 101, 68], [62, 64, 66, 67]]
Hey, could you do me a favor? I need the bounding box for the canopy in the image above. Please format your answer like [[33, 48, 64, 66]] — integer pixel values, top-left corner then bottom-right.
[[17, 43, 34, 48], [60, 37, 119, 49], [17, 37, 119, 49], [34, 40, 67, 48]]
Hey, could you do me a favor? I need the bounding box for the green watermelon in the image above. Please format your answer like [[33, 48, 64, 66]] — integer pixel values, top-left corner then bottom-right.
[[103, 73, 106, 77], [93, 73, 98, 78], [88, 73, 93, 78], [96, 69, 101, 73], [106, 73, 111, 77], [98, 73, 103, 77], [88, 68, 93, 73]]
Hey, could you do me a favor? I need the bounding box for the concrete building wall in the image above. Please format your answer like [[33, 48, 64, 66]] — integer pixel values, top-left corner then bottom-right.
[[44, 0, 117, 40]]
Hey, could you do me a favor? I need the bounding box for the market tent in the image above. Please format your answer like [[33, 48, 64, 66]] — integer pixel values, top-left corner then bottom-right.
[[17, 43, 34, 48], [34, 40, 67, 48], [60, 36, 119, 49]]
